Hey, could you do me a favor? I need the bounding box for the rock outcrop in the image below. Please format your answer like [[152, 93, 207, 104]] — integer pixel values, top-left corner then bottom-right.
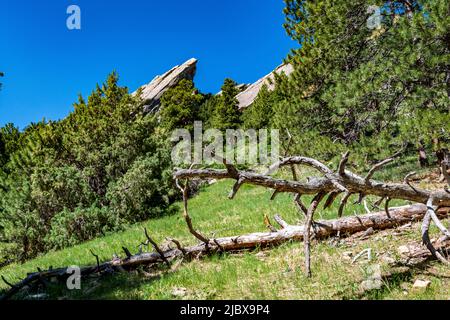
[[133, 58, 292, 113], [134, 58, 198, 113], [236, 63, 294, 110]]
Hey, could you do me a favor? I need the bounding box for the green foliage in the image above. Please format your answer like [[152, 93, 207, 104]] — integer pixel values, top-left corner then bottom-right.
[[0, 177, 47, 260], [242, 84, 275, 129], [198, 94, 219, 129], [0, 123, 20, 169], [272, 0, 449, 160], [47, 206, 122, 250], [159, 79, 204, 132], [107, 145, 176, 222], [30, 165, 96, 225], [211, 78, 241, 130], [0, 72, 176, 261]]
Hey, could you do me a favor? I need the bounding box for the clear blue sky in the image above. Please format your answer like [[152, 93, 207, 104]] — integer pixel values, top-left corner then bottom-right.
[[0, 0, 296, 129]]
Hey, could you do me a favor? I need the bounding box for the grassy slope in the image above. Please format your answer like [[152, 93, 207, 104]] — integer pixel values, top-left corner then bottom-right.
[[0, 164, 449, 300]]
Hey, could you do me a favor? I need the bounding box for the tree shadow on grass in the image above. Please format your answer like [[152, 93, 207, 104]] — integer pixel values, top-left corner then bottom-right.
[[2, 253, 230, 300], [340, 252, 449, 300]]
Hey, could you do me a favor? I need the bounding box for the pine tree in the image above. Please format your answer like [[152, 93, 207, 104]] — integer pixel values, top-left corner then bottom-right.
[[159, 79, 204, 132], [198, 94, 218, 129], [0, 123, 20, 172], [242, 84, 275, 129], [212, 78, 241, 130], [275, 0, 449, 161]]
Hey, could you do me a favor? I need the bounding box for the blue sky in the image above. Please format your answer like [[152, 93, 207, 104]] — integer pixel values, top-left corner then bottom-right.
[[0, 0, 296, 129]]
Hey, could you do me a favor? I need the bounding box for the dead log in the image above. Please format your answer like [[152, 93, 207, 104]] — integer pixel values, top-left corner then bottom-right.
[[121, 205, 448, 267], [173, 153, 450, 276], [174, 162, 450, 207], [2, 204, 448, 300]]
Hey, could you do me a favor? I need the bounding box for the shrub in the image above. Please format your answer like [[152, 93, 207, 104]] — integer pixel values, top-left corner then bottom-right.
[[46, 206, 123, 250], [106, 147, 176, 223]]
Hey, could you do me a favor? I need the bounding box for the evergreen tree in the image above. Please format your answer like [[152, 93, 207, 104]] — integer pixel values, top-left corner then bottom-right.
[[0, 123, 20, 169], [212, 78, 241, 130], [242, 84, 275, 129], [275, 0, 449, 161], [159, 79, 204, 132], [0, 72, 176, 260], [198, 94, 219, 129]]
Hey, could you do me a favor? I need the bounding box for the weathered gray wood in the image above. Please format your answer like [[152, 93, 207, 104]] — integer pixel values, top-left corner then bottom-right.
[[2, 204, 448, 300], [174, 159, 450, 207]]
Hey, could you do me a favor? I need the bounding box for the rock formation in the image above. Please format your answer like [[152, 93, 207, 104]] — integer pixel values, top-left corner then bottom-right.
[[133, 58, 293, 113], [236, 63, 294, 110], [134, 58, 198, 113]]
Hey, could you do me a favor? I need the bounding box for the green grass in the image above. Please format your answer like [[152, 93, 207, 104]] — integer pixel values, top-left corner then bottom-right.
[[0, 164, 448, 300]]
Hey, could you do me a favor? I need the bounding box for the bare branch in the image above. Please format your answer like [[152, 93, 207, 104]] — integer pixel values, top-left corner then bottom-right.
[[266, 156, 333, 176], [223, 158, 239, 178], [373, 196, 385, 209], [338, 151, 350, 176], [338, 192, 352, 218], [355, 192, 365, 205], [166, 238, 187, 256], [294, 194, 308, 216], [229, 178, 244, 199], [264, 214, 278, 232], [2, 204, 449, 300], [213, 239, 224, 252], [331, 180, 349, 193], [323, 191, 341, 209], [304, 192, 327, 277], [426, 203, 450, 239], [422, 198, 449, 264], [1, 276, 15, 288], [404, 171, 418, 192], [441, 156, 450, 187], [174, 168, 450, 207], [173, 153, 450, 277], [270, 190, 280, 200], [385, 197, 392, 219], [144, 228, 170, 267], [175, 179, 210, 244], [365, 158, 395, 182], [363, 199, 371, 214], [274, 214, 290, 229], [122, 247, 132, 259]]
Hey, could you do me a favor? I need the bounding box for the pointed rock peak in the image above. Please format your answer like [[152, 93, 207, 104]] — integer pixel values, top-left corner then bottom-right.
[[135, 58, 198, 113]]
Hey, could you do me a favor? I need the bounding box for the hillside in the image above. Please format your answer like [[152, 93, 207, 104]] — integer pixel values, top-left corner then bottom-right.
[[1, 163, 448, 300]]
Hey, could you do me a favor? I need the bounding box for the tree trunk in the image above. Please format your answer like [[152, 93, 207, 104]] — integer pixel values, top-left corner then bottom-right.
[[418, 143, 428, 168], [2, 204, 448, 300]]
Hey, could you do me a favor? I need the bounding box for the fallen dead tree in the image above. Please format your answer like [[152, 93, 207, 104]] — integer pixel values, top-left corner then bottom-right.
[[1, 204, 448, 300], [174, 153, 450, 276]]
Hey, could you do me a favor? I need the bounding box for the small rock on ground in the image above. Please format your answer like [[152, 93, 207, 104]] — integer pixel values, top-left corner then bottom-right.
[[172, 287, 188, 297], [412, 279, 431, 289]]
